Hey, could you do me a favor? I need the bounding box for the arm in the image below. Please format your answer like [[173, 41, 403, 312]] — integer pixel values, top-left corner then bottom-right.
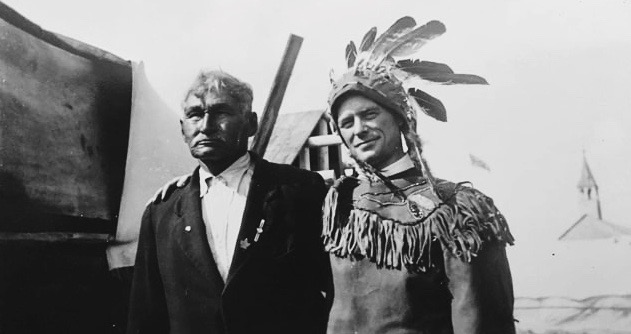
[[296, 172, 334, 333], [126, 206, 168, 334], [438, 185, 516, 334], [443, 242, 515, 334]]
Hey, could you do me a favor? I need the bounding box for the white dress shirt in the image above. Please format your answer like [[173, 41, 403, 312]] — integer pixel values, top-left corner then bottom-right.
[[198, 153, 254, 282], [380, 155, 416, 177]]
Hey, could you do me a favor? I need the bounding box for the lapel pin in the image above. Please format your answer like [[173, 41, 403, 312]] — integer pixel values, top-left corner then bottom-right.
[[240, 238, 251, 250], [254, 219, 266, 242], [184, 225, 192, 232]]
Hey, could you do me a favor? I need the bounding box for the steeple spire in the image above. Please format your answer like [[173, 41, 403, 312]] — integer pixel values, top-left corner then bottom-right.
[[577, 150, 598, 190], [577, 151, 602, 219]]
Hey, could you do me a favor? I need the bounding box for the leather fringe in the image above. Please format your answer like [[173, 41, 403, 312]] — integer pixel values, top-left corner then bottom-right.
[[322, 179, 515, 271]]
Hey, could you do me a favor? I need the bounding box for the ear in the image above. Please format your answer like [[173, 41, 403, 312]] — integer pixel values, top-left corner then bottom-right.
[[180, 119, 185, 138], [246, 111, 258, 137]]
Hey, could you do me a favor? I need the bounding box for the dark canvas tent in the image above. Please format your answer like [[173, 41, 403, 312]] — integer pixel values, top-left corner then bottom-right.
[[0, 1, 132, 229], [0, 2, 133, 332]]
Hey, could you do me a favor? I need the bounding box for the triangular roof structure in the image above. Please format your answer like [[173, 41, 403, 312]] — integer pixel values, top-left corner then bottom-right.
[[263, 109, 326, 164], [577, 154, 598, 190], [559, 214, 631, 240]]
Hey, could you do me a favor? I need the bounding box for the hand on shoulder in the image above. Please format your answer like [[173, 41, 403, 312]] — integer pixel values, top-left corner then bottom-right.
[[146, 174, 192, 206]]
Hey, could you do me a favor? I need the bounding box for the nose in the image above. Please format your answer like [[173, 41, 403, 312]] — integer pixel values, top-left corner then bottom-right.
[[199, 113, 214, 133], [352, 118, 368, 136]]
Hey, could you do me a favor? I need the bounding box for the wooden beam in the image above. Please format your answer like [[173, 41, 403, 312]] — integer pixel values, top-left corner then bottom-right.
[[299, 148, 311, 170], [306, 134, 342, 148], [317, 120, 329, 170], [251, 34, 303, 156]]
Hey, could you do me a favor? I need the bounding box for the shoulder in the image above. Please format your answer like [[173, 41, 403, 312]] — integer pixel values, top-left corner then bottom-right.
[[430, 179, 515, 261], [259, 159, 325, 187], [435, 179, 501, 212], [146, 168, 199, 214], [331, 175, 360, 191], [325, 176, 360, 201]]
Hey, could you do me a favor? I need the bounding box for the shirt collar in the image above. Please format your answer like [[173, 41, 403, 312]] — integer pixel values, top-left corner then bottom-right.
[[379, 155, 415, 177], [198, 152, 252, 197]]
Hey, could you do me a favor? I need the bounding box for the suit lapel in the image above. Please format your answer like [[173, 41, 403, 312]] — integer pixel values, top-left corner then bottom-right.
[[225, 156, 274, 288], [174, 169, 224, 286]]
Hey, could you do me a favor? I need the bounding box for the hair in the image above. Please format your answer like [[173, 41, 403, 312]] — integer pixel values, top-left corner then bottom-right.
[[182, 70, 253, 114]]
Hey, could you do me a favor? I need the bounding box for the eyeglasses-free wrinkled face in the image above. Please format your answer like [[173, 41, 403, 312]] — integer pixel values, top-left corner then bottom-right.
[[336, 94, 406, 170], [180, 91, 256, 165]]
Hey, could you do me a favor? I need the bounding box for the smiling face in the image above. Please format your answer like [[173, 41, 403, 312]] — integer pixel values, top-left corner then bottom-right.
[[335, 94, 406, 170], [181, 90, 257, 170]]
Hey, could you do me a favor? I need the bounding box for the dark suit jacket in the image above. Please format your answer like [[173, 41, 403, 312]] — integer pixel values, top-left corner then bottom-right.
[[127, 155, 332, 334]]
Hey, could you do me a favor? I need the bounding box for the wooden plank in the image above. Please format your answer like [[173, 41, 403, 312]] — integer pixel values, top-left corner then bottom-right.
[[334, 140, 344, 177], [317, 120, 330, 170], [307, 134, 342, 148], [251, 34, 303, 156], [263, 109, 325, 164], [299, 148, 311, 170]]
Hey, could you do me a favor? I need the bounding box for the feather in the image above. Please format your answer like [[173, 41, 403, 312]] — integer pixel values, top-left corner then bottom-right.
[[346, 41, 357, 68], [389, 20, 446, 58], [397, 59, 453, 74], [367, 16, 417, 68], [408, 88, 447, 122], [397, 60, 488, 85], [424, 73, 488, 85], [359, 27, 377, 52]]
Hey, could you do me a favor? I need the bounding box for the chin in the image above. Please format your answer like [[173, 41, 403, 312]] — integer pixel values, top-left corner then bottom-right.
[[354, 152, 377, 165], [192, 149, 222, 161]]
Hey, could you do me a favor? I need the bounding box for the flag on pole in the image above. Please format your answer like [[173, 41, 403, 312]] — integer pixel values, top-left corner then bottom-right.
[[469, 154, 491, 172]]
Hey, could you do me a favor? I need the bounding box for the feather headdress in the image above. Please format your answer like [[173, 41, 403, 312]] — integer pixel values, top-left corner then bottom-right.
[[328, 17, 488, 200]]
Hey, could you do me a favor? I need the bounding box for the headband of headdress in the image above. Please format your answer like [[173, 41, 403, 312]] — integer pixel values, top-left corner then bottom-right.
[[327, 16, 488, 198]]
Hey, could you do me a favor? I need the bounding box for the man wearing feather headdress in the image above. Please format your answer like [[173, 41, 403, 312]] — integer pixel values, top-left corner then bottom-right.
[[323, 17, 516, 333]]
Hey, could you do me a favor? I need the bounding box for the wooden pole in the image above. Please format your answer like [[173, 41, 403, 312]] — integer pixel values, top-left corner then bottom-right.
[[251, 34, 303, 156], [299, 148, 311, 170], [317, 119, 329, 170]]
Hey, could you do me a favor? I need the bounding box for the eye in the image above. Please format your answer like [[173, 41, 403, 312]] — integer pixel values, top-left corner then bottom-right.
[[210, 104, 240, 118], [364, 111, 379, 120], [338, 117, 353, 129], [185, 108, 204, 120], [213, 107, 230, 115]]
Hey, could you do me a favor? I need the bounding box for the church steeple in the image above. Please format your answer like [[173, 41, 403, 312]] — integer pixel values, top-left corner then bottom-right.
[[577, 152, 602, 219]]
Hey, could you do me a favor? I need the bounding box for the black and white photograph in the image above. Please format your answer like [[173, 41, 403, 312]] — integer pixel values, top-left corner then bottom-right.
[[1, 1, 630, 333]]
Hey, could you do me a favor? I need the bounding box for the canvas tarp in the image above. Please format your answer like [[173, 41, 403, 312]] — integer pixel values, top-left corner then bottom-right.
[[106, 62, 195, 269], [0, 2, 132, 227]]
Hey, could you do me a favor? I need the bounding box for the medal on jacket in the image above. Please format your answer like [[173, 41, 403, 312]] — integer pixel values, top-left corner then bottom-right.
[[240, 219, 266, 250], [407, 193, 437, 219]]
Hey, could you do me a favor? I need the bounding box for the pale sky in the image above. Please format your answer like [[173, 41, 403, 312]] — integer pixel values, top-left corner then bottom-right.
[[4, 0, 631, 298]]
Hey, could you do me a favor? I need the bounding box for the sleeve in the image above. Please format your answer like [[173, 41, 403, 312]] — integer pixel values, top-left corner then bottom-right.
[[443, 241, 516, 334], [126, 205, 169, 334], [438, 185, 516, 334], [297, 172, 334, 334]]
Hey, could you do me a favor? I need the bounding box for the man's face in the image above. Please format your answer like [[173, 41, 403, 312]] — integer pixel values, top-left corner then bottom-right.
[[336, 94, 404, 170], [181, 91, 256, 164]]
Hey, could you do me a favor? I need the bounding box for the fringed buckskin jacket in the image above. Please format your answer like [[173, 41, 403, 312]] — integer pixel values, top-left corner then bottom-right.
[[322, 168, 516, 334]]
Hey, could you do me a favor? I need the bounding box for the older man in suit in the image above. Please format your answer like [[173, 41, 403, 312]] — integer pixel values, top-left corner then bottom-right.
[[127, 71, 332, 334]]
